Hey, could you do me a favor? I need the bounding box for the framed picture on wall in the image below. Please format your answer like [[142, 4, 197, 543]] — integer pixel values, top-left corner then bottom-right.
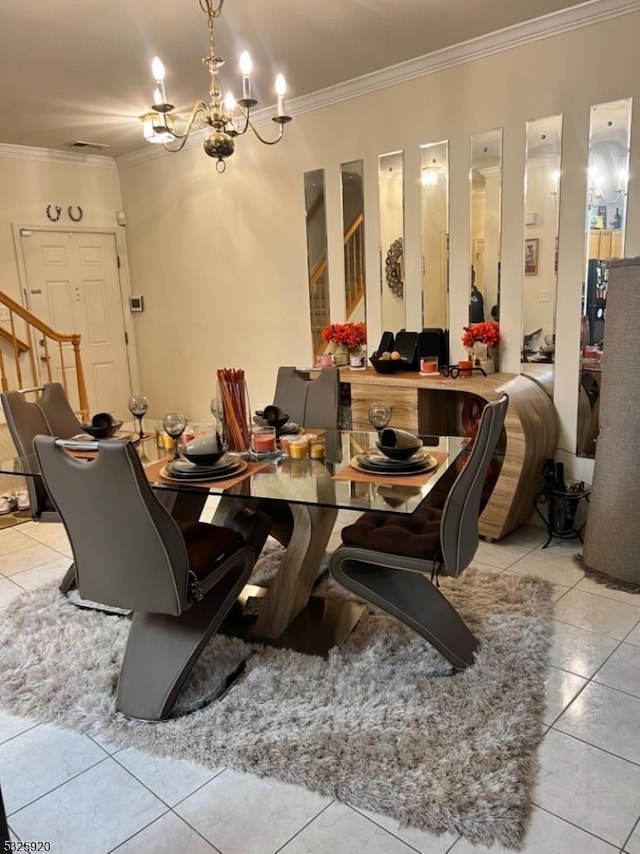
[[525, 238, 539, 276]]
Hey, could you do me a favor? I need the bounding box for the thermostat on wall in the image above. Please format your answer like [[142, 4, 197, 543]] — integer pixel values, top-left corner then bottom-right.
[[129, 296, 144, 312]]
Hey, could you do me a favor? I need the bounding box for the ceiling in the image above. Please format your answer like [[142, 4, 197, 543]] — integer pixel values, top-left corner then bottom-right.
[[0, 0, 595, 159]]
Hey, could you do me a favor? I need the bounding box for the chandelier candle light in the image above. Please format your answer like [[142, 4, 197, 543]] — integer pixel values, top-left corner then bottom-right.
[[142, 0, 292, 172]]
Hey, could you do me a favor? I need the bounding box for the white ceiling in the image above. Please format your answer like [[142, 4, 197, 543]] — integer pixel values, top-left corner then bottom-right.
[[0, 0, 607, 158]]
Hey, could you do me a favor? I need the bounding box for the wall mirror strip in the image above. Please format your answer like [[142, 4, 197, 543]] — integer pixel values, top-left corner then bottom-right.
[[521, 114, 563, 387], [379, 150, 405, 333], [469, 129, 503, 371], [421, 140, 449, 333], [341, 160, 366, 326], [577, 97, 632, 458], [304, 169, 330, 361]]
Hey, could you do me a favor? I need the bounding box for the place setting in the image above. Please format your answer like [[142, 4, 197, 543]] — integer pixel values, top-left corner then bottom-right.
[[157, 416, 248, 483], [351, 427, 438, 476], [334, 426, 445, 487], [254, 405, 301, 438]]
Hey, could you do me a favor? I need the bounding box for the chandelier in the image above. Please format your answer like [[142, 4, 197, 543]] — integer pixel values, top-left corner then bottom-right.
[[587, 166, 628, 209], [142, 0, 292, 172]]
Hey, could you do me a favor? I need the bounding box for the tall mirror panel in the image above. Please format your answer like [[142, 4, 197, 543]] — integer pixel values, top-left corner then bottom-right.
[[521, 114, 563, 382], [577, 98, 632, 457], [379, 151, 405, 332], [469, 129, 503, 367], [420, 141, 449, 332], [341, 160, 366, 326], [305, 169, 331, 362]]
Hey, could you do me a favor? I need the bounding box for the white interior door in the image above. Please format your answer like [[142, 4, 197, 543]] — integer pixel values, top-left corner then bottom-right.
[[20, 230, 132, 417]]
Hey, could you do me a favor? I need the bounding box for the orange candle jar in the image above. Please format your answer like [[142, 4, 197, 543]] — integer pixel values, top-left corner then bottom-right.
[[309, 436, 326, 459], [279, 435, 295, 456], [289, 437, 309, 459]]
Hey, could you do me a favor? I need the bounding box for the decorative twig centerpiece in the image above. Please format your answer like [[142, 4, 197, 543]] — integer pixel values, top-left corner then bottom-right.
[[216, 368, 251, 451]]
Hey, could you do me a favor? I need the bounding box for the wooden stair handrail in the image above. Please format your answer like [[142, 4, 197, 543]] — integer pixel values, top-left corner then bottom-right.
[[0, 290, 79, 344], [343, 213, 363, 244], [0, 289, 89, 420], [0, 327, 30, 354]]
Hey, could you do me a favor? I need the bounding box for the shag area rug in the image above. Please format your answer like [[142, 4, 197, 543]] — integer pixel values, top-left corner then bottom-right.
[[0, 546, 553, 848]]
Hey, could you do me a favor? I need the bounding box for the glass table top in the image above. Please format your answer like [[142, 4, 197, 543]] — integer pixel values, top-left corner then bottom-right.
[[0, 430, 468, 516]]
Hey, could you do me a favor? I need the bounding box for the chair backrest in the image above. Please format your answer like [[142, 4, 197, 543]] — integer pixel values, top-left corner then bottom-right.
[[440, 393, 508, 577], [273, 366, 340, 430], [38, 383, 84, 438], [34, 436, 190, 615], [1, 390, 53, 517]]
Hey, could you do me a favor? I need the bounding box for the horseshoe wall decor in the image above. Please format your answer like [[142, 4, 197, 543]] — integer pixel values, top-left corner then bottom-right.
[[68, 205, 84, 222], [46, 204, 62, 222]]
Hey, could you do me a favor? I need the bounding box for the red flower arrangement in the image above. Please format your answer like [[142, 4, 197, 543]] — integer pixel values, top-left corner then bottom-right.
[[322, 322, 367, 349], [461, 321, 500, 349]]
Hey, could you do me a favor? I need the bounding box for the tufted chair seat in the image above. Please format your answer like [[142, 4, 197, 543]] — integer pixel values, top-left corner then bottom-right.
[[341, 504, 442, 561], [330, 394, 509, 670]]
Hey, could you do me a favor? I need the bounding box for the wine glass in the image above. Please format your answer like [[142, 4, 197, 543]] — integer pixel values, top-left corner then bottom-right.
[[128, 394, 149, 440], [210, 396, 226, 448], [162, 411, 187, 461], [368, 403, 391, 432]]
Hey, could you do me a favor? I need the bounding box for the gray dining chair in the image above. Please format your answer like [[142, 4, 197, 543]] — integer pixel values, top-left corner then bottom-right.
[[34, 435, 271, 720], [251, 366, 341, 550], [2, 384, 87, 594], [2, 385, 210, 598], [1, 388, 63, 525], [329, 393, 508, 670], [273, 366, 340, 430], [37, 382, 85, 438]]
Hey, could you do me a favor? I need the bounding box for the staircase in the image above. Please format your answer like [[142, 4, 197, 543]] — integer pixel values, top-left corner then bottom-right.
[[0, 289, 88, 420], [309, 213, 366, 360]]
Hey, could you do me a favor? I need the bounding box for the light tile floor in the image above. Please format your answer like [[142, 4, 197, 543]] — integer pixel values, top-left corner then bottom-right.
[[1, 516, 639, 853]]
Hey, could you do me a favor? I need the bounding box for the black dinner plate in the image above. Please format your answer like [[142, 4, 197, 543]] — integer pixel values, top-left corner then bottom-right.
[[352, 452, 437, 476], [278, 422, 300, 436], [161, 458, 247, 483], [360, 449, 431, 471], [166, 455, 243, 477]]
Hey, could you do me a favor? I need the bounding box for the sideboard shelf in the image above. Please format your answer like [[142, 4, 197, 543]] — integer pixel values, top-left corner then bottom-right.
[[338, 367, 559, 541]]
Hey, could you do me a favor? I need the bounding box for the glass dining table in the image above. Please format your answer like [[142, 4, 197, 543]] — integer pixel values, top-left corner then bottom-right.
[[0, 429, 467, 654]]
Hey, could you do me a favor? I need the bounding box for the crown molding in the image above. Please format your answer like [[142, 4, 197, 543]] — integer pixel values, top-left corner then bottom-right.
[[0, 143, 115, 168], [114, 0, 640, 169], [3, 0, 639, 173], [288, 0, 640, 120]]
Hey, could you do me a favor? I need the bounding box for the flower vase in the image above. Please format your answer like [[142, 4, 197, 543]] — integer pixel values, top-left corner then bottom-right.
[[471, 342, 495, 374], [328, 342, 349, 366]]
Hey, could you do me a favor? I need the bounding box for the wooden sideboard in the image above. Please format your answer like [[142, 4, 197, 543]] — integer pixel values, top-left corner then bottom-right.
[[339, 367, 559, 541]]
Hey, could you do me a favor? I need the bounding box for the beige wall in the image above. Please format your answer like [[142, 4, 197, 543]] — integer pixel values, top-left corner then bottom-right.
[[3, 13, 640, 480], [0, 151, 138, 408], [119, 13, 640, 479], [0, 151, 124, 301]]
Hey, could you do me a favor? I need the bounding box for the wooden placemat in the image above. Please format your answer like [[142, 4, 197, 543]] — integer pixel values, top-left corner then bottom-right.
[[144, 458, 269, 490], [332, 450, 449, 488]]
